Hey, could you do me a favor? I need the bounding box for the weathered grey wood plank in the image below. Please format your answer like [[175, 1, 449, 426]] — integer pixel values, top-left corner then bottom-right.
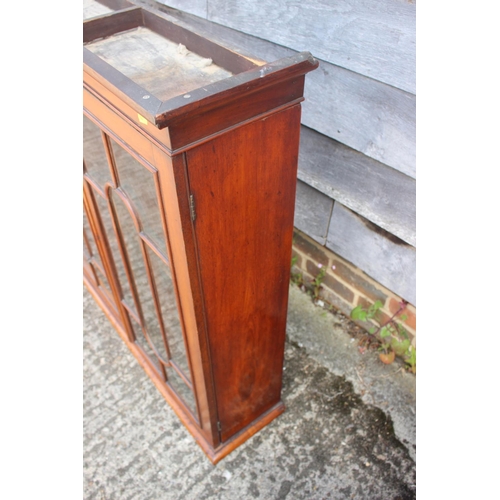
[[299, 126, 416, 247], [150, 2, 415, 177], [157, 0, 207, 18], [327, 204, 416, 306], [83, 0, 113, 20], [294, 180, 334, 246], [303, 63, 415, 179], [143, 4, 416, 235], [206, 0, 416, 94]]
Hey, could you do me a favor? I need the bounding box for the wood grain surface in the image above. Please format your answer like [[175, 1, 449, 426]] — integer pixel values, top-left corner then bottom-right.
[[298, 126, 416, 247], [149, 3, 416, 177], [186, 105, 302, 440], [87, 26, 233, 102], [327, 203, 416, 306], [294, 180, 333, 246], [206, 0, 416, 94]]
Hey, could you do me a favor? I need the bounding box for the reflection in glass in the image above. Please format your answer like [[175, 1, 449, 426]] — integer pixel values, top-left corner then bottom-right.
[[83, 207, 98, 262], [83, 115, 112, 189], [111, 138, 167, 254], [83, 121, 197, 417], [110, 190, 168, 362], [146, 245, 191, 382], [83, 204, 111, 298], [130, 318, 164, 378], [93, 189, 136, 311], [166, 365, 197, 416], [93, 265, 114, 302]]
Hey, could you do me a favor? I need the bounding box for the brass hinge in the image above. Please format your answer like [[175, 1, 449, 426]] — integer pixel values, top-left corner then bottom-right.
[[189, 194, 196, 222]]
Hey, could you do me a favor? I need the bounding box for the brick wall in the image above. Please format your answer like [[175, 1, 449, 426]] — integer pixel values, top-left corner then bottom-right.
[[291, 229, 416, 347]]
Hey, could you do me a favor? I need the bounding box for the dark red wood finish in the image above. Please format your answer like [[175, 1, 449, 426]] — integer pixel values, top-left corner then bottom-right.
[[185, 104, 302, 441], [83, 0, 318, 463]]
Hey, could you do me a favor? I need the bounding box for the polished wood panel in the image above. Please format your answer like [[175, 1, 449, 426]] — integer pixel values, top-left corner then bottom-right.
[[164, 76, 305, 152], [155, 53, 316, 129], [186, 105, 302, 441]]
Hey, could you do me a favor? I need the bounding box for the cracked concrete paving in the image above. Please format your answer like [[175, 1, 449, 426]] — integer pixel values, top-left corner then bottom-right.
[[84, 284, 416, 499]]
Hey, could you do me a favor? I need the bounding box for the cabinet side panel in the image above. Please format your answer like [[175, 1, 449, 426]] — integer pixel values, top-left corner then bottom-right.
[[186, 105, 301, 441]]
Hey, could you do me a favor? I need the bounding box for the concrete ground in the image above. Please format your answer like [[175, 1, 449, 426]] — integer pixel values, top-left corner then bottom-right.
[[83, 284, 416, 499]]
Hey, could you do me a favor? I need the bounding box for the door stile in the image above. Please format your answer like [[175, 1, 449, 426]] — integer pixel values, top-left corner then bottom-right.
[[154, 148, 220, 448]]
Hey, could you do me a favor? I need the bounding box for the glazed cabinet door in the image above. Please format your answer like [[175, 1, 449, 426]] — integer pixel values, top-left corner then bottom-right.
[[83, 112, 199, 420]]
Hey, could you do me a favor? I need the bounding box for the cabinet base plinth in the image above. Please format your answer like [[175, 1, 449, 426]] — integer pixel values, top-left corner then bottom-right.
[[208, 402, 285, 464]]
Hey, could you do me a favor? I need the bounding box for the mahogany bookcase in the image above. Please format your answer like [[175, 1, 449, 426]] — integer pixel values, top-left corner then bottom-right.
[[83, 0, 318, 463]]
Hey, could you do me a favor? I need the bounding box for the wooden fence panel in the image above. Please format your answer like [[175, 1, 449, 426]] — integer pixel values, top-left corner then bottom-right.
[[327, 203, 416, 306], [155, 3, 415, 177], [294, 180, 334, 246], [303, 63, 416, 178], [299, 126, 416, 247], [159, 0, 207, 18], [207, 0, 416, 93]]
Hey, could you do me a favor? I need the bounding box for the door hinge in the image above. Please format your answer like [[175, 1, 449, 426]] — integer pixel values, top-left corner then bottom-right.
[[189, 194, 196, 222], [217, 421, 222, 432]]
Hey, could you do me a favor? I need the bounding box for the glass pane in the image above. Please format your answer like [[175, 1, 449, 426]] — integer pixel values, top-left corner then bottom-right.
[[130, 318, 164, 378], [83, 209, 95, 262], [83, 231, 98, 286], [83, 205, 102, 265], [110, 138, 167, 254], [94, 265, 114, 303], [83, 115, 112, 189], [166, 366, 197, 417], [110, 190, 168, 362], [91, 186, 136, 311], [146, 245, 191, 382], [83, 229, 91, 261], [83, 202, 112, 296]]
